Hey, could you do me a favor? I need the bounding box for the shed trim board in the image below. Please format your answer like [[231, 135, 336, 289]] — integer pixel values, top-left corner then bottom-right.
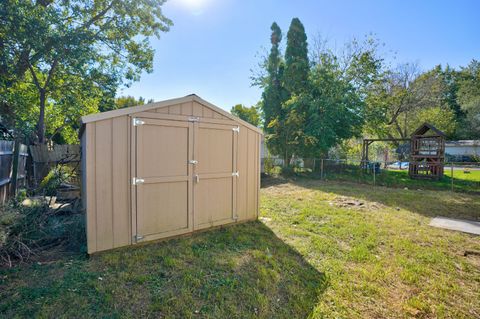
[[81, 96, 261, 253]]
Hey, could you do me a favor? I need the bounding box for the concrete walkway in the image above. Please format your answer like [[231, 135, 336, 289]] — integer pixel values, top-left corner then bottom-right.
[[430, 217, 480, 235]]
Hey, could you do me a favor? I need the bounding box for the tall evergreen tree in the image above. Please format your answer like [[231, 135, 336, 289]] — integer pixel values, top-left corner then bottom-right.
[[262, 22, 283, 133], [284, 18, 309, 95], [260, 22, 290, 162]]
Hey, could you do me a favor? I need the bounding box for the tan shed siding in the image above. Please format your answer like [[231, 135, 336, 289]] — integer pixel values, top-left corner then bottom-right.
[[168, 104, 181, 114], [194, 101, 228, 120], [236, 125, 248, 220], [202, 106, 213, 118], [156, 107, 169, 114], [255, 133, 262, 218], [112, 117, 131, 247], [181, 102, 193, 115], [247, 129, 257, 219], [85, 123, 97, 253], [192, 103, 203, 117], [80, 132, 87, 224], [86, 117, 131, 253], [94, 119, 114, 251], [234, 125, 260, 222]]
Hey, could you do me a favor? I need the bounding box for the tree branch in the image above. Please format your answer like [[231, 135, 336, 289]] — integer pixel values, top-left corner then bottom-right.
[[83, 0, 117, 29], [44, 58, 58, 89], [27, 63, 42, 91]]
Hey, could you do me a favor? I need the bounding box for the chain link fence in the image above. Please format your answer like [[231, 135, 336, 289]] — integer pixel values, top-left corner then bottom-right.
[[262, 157, 480, 193]]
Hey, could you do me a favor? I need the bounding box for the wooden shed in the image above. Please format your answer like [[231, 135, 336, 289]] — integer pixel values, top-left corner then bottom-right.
[[80, 94, 262, 254]]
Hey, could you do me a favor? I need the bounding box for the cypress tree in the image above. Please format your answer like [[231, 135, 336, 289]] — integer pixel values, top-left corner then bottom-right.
[[284, 18, 309, 95], [262, 22, 283, 134]]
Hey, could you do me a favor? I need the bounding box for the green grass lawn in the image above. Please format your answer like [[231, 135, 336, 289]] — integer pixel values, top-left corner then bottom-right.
[[318, 165, 480, 193], [1, 178, 480, 318]]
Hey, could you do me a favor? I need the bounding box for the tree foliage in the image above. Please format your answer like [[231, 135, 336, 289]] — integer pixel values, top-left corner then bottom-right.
[[0, 0, 172, 144], [256, 19, 480, 163], [115, 96, 153, 110], [364, 61, 480, 140], [230, 104, 261, 127], [455, 60, 480, 138], [259, 22, 290, 162], [284, 18, 309, 95], [257, 19, 372, 162]]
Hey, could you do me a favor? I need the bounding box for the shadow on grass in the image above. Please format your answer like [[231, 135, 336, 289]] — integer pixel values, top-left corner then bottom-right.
[[263, 175, 480, 221], [1, 221, 327, 318]]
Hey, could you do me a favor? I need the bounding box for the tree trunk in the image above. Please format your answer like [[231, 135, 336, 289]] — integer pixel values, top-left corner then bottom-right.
[[37, 89, 46, 144]]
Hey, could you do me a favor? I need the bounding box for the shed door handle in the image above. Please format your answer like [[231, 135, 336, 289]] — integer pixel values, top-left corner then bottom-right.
[[195, 175, 199, 183]]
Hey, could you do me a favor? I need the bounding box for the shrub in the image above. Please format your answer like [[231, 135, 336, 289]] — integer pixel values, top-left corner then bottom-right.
[[280, 165, 296, 177], [39, 166, 75, 196], [263, 156, 275, 175]]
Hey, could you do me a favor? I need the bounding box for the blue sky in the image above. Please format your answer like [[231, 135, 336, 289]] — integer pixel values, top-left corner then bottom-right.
[[121, 0, 480, 111]]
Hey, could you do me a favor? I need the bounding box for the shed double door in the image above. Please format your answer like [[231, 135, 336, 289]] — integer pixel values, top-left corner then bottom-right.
[[133, 117, 238, 242]]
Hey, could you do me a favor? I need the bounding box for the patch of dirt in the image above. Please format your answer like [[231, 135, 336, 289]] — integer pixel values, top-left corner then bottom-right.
[[262, 182, 306, 195], [330, 196, 385, 211], [465, 253, 480, 268]]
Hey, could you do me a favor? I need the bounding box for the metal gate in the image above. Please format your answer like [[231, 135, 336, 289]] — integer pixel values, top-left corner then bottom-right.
[[132, 117, 238, 242]]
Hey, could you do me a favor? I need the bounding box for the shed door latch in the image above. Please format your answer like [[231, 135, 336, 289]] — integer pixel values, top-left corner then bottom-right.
[[133, 118, 145, 126], [232, 126, 240, 133], [232, 171, 239, 177], [132, 177, 145, 185], [188, 160, 198, 165]]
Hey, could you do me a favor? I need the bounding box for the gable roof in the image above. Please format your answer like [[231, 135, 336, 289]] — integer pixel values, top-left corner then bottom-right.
[[80, 94, 262, 134], [411, 122, 446, 137]]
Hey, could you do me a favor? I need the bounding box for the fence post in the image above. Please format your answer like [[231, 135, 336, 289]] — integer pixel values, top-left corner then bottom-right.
[[450, 163, 454, 192], [320, 159, 324, 180], [10, 140, 20, 197], [373, 161, 376, 187]]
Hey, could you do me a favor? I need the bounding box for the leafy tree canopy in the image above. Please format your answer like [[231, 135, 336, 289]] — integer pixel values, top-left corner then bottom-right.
[[284, 18, 309, 95], [230, 104, 261, 127], [0, 0, 172, 144], [115, 96, 154, 110]]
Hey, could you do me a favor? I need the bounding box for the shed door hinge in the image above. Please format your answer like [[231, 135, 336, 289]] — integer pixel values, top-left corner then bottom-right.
[[232, 126, 240, 133], [133, 118, 145, 126], [232, 171, 239, 177], [132, 177, 145, 185], [188, 116, 200, 122]]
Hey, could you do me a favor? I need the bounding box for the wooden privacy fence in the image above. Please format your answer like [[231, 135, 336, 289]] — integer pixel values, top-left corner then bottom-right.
[[29, 144, 81, 186], [0, 140, 28, 204]]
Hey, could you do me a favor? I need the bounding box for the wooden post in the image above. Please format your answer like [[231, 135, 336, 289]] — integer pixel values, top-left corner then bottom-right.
[[373, 161, 376, 187], [10, 140, 20, 196], [320, 159, 324, 180], [451, 163, 454, 192]]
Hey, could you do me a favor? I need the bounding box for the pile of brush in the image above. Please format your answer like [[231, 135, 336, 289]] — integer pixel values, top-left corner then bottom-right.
[[0, 195, 85, 268]]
